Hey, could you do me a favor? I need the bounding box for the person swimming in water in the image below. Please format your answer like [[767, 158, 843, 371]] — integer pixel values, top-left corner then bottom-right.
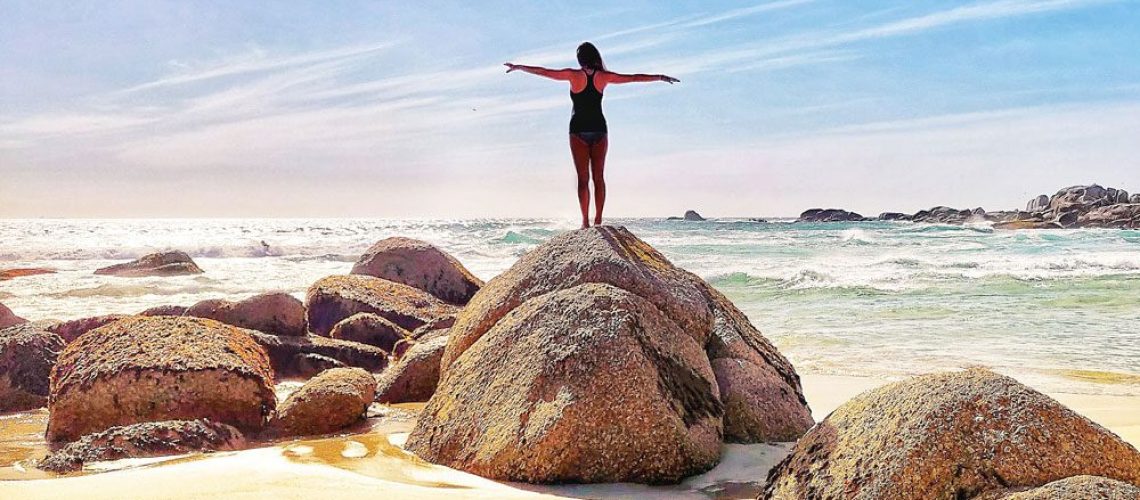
[[505, 42, 679, 228]]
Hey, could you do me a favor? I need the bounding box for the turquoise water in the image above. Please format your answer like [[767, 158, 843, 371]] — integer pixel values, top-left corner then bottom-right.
[[2, 218, 1138, 395]]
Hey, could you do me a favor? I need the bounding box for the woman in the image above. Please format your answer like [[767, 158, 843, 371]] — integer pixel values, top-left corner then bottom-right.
[[505, 42, 679, 228]]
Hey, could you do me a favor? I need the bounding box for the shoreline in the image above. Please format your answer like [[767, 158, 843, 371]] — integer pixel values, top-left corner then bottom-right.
[[4, 373, 1137, 499]]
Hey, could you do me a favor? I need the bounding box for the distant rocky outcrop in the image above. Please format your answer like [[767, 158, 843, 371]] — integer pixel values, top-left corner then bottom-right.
[[270, 368, 375, 437], [374, 333, 447, 404], [47, 316, 275, 442], [761, 369, 1140, 499], [406, 227, 811, 484], [910, 206, 987, 225], [998, 184, 1139, 229], [94, 251, 204, 277], [0, 302, 27, 329], [0, 323, 65, 412], [38, 419, 245, 473], [328, 313, 410, 352], [798, 208, 867, 222], [877, 212, 912, 222], [185, 293, 307, 337], [668, 210, 707, 221], [351, 237, 483, 305], [305, 275, 458, 337]]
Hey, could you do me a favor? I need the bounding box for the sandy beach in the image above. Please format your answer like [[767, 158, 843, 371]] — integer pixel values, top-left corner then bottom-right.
[[4, 374, 1137, 500]]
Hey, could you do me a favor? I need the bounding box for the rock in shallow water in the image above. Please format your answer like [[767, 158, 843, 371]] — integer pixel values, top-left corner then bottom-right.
[[351, 237, 483, 305], [0, 323, 65, 412], [47, 316, 276, 442], [761, 369, 1140, 500], [38, 419, 245, 473], [185, 292, 307, 337], [271, 367, 375, 437], [305, 275, 458, 337], [93, 251, 203, 277], [407, 226, 811, 484]]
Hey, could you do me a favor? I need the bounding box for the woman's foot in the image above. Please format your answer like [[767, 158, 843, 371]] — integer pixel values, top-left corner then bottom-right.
[[581, 220, 591, 229], [593, 217, 603, 226]]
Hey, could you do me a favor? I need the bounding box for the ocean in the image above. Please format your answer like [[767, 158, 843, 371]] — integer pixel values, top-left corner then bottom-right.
[[2, 217, 1138, 397]]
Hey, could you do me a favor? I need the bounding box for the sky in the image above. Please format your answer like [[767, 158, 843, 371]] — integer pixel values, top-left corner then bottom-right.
[[1, 0, 1139, 219]]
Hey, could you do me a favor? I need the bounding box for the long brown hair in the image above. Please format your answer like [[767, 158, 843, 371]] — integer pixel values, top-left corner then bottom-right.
[[576, 42, 606, 72]]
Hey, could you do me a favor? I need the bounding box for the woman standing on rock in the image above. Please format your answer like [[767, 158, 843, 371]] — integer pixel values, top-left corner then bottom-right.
[[505, 42, 679, 228]]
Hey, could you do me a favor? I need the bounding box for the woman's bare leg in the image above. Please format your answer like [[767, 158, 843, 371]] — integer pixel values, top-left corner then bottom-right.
[[589, 136, 608, 226], [569, 135, 592, 228]]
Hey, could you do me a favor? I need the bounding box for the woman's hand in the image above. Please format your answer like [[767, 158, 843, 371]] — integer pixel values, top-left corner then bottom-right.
[[504, 63, 519, 73], [659, 74, 680, 84]]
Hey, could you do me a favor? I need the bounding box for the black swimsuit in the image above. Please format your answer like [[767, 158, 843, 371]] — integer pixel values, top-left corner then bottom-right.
[[569, 70, 607, 144]]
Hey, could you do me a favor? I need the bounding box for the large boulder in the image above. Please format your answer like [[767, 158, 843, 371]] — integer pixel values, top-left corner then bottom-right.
[[270, 368, 375, 437], [46, 314, 128, 343], [245, 330, 387, 378], [46, 316, 275, 442], [684, 210, 706, 221], [1, 324, 65, 412], [977, 475, 1140, 499], [185, 292, 306, 336], [94, 251, 203, 277], [351, 237, 483, 305], [374, 334, 448, 403], [798, 208, 866, 222], [305, 275, 458, 336], [37, 419, 245, 473], [408, 227, 811, 484], [408, 284, 723, 484], [761, 369, 1140, 500], [0, 302, 27, 329], [329, 312, 410, 352]]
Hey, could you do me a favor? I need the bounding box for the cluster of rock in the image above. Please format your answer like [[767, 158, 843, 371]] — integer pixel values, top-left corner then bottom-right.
[[797, 184, 1139, 229], [994, 184, 1140, 229], [7, 227, 1140, 493], [0, 236, 485, 472], [406, 227, 813, 484]]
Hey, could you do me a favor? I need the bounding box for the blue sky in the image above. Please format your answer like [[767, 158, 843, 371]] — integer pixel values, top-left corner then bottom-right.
[[2, 0, 1138, 218]]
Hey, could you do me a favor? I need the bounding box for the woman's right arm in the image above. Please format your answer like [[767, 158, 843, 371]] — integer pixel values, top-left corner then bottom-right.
[[504, 63, 577, 81]]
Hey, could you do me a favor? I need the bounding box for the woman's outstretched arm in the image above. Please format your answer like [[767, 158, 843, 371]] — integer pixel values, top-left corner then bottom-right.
[[604, 72, 680, 84], [504, 63, 577, 81]]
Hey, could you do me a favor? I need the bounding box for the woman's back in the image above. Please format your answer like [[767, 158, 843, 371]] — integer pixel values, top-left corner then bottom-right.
[[569, 70, 606, 134]]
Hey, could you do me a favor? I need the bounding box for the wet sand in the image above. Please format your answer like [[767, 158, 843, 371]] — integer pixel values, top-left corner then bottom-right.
[[3, 374, 1138, 500]]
